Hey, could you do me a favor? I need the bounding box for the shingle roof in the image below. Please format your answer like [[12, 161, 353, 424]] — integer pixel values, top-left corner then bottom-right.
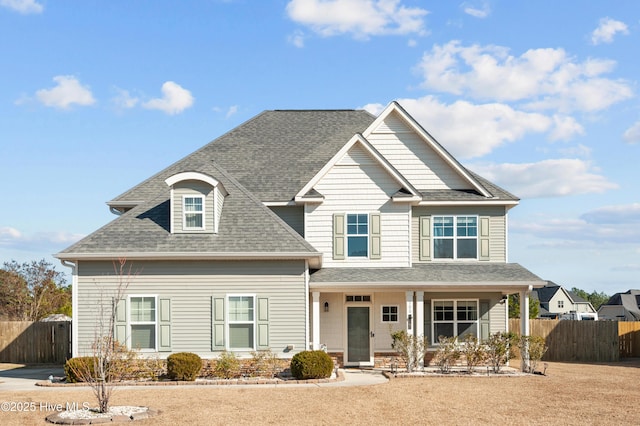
[[108, 109, 518, 207], [56, 162, 320, 259], [309, 263, 544, 287]]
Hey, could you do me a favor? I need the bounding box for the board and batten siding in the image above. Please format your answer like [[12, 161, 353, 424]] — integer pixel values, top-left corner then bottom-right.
[[367, 112, 472, 192], [268, 206, 305, 237], [411, 205, 507, 263], [75, 260, 307, 357], [172, 181, 214, 233], [305, 144, 411, 267]]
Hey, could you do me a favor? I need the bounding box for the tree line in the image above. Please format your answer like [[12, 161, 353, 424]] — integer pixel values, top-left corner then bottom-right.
[[0, 259, 71, 321], [509, 287, 611, 319]]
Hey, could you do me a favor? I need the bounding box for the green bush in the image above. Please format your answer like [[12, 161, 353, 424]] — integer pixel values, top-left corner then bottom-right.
[[64, 357, 100, 383], [167, 352, 202, 381], [290, 350, 334, 380]]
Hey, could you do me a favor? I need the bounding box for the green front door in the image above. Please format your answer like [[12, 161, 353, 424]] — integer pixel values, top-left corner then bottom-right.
[[347, 306, 370, 364]]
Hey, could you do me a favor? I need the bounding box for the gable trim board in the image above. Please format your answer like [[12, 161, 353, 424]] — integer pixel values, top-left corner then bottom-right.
[[56, 102, 546, 363]]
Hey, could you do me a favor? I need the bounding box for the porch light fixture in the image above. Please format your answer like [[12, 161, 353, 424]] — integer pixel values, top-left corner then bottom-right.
[[324, 301, 329, 312]]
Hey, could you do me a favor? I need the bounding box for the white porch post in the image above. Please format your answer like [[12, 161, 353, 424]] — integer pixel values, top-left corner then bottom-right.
[[312, 291, 320, 350], [405, 291, 414, 333], [519, 287, 531, 372], [415, 291, 424, 368]]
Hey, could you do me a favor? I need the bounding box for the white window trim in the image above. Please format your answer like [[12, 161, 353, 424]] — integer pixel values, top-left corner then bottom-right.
[[381, 305, 399, 323], [183, 195, 205, 231], [128, 294, 158, 352], [226, 294, 256, 351], [432, 215, 479, 261], [346, 213, 369, 258], [431, 299, 479, 345]]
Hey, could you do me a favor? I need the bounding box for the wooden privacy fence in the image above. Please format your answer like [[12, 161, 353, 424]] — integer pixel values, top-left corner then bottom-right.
[[619, 322, 640, 357], [509, 319, 620, 363], [0, 321, 71, 364]]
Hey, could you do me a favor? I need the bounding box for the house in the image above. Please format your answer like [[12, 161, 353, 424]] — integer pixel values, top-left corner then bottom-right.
[[598, 290, 640, 321], [534, 282, 597, 320], [55, 102, 546, 367]]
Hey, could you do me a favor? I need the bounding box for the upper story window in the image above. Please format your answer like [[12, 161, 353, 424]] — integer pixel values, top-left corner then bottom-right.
[[433, 216, 478, 259], [347, 214, 368, 257], [183, 196, 204, 230]]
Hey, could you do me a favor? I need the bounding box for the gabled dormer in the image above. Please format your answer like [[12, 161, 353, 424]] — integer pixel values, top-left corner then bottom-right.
[[165, 171, 227, 234]]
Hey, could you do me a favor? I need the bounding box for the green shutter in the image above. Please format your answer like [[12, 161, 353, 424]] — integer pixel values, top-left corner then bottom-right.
[[114, 298, 127, 346], [424, 299, 432, 345], [369, 212, 381, 260], [158, 298, 172, 352], [479, 216, 490, 261], [212, 296, 225, 350], [257, 297, 269, 349], [333, 213, 345, 260], [480, 300, 490, 341], [419, 216, 431, 261]]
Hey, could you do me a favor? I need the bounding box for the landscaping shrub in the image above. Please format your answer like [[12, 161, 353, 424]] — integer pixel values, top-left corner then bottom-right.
[[213, 351, 241, 379], [434, 336, 461, 373], [65, 357, 100, 383], [390, 329, 428, 373], [485, 332, 518, 373], [250, 350, 281, 378], [519, 335, 548, 373], [166, 352, 202, 381], [290, 350, 334, 379], [460, 335, 487, 373]]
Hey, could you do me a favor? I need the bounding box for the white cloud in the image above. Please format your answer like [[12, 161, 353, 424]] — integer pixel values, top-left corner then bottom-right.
[[111, 87, 139, 110], [462, 2, 490, 18], [0, 0, 43, 14], [548, 115, 584, 141], [623, 121, 640, 144], [364, 96, 556, 159], [288, 30, 306, 48], [470, 159, 619, 198], [225, 105, 238, 118], [591, 17, 629, 45], [0, 227, 84, 251], [286, 0, 428, 39], [142, 81, 194, 115], [581, 203, 640, 224], [415, 41, 633, 112], [35, 75, 96, 109]]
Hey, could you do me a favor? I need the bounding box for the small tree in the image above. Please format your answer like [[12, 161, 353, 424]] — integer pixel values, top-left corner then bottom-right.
[[390, 329, 428, 373], [508, 294, 540, 319], [67, 258, 137, 413]]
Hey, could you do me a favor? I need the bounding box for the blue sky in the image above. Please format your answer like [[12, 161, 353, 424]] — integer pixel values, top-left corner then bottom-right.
[[1, 0, 638, 295]]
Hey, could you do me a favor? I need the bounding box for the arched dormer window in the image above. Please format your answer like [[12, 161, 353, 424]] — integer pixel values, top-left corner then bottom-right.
[[165, 172, 227, 234]]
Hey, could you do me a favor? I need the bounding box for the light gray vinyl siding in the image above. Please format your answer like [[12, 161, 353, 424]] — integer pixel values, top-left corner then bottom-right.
[[173, 181, 214, 233], [305, 144, 411, 267], [411, 205, 507, 263], [75, 260, 307, 357], [269, 206, 305, 237], [367, 112, 473, 192]]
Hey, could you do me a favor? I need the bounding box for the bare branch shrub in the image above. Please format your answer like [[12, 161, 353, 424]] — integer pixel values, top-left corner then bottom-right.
[[390, 329, 428, 373], [460, 335, 487, 373], [434, 336, 461, 373]]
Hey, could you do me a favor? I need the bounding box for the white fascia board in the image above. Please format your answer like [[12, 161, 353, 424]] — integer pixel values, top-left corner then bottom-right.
[[362, 102, 493, 198], [294, 133, 420, 201], [165, 171, 220, 188], [263, 201, 298, 207], [54, 251, 323, 268], [309, 281, 544, 292], [418, 200, 519, 207]]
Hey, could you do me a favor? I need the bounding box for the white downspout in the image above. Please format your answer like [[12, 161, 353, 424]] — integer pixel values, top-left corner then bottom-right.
[[61, 260, 78, 358]]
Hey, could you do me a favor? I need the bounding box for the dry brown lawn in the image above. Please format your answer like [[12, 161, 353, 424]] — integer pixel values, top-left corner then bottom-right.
[[1, 360, 639, 425]]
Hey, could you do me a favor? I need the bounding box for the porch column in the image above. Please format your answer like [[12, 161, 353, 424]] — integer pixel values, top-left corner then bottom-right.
[[415, 291, 424, 368], [519, 287, 531, 372], [312, 291, 320, 350], [406, 291, 414, 333]]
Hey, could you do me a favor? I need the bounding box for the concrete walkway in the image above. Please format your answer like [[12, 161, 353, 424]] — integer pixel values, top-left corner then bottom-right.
[[0, 364, 388, 392]]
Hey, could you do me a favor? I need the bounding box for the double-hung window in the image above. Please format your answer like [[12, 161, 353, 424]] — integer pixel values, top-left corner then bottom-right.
[[347, 214, 368, 257], [433, 216, 478, 259], [432, 300, 478, 344], [129, 296, 157, 351], [183, 196, 204, 230], [228, 295, 255, 350]]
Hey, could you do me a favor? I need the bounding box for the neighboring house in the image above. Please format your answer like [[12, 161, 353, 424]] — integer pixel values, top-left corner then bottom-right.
[[56, 102, 546, 366], [534, 282, 597, 320], [598, 290, 640, 321]]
